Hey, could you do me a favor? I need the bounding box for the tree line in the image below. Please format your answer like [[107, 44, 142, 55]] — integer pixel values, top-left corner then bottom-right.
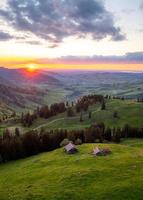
[[75, 94, 103, 113], [21, 102, 66, 127], [137, 98, 143, 103], [0, 123, 143, 163]]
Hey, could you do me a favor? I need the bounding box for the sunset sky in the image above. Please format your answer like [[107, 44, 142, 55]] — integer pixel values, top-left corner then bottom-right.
[[0, 0, 143, 71]]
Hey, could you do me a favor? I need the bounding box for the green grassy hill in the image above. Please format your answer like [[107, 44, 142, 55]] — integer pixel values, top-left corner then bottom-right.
[[33, 99, 143, 131], [0, 99, 143, 135], [0, 139, 143, 200]]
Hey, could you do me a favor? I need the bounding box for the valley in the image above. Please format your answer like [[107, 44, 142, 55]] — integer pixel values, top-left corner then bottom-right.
[[0, 67, 143, 200], [0, 67, 143, 116]]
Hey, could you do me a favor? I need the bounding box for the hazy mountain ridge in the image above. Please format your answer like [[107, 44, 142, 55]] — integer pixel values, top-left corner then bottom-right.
[[0, 83, 47, 108], [0, 67, 61, 112], [52, 71, 143, 99], [0, 67, 143, 114], [0, 67, 60, 85]]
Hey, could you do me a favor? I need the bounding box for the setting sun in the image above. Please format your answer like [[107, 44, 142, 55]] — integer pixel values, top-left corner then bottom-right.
[[26, 64, 38, 72]]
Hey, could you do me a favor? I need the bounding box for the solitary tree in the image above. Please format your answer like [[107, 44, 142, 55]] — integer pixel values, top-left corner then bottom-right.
[[113, 111, 118, 118], [15, 128, 20, 137], [67, 107, 74, 117], [89, 111, 92, 119], [80, 112, 83, 122], [101, 100, 106, 110]]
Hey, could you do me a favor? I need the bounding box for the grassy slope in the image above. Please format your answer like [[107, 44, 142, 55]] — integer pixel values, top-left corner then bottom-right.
[[0, 139, 143, 200], [0, 99, 143, 135], [43, 99, 143, 130]]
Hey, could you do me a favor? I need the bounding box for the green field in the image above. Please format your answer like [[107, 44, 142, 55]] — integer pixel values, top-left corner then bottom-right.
[[0, 139, 143, 200], [37, 99, 143, 131], [0, 99, 143, 135]]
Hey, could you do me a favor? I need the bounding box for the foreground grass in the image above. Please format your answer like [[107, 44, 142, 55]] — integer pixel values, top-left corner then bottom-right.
[[0, 140, 143, 200], [121, 138, 143, 148]]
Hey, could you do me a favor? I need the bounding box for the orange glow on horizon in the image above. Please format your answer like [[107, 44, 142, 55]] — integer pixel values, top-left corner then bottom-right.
[[33, 63, 143, 72], [0, 56, 35, 67], [23, 63, 143, 72], [0, 57, 143, 72]]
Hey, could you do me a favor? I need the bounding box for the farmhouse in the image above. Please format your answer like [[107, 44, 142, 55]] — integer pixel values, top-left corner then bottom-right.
[[64, 142, 77, 154], [92, 147, 112, 156], [92, 147, 101, 156]]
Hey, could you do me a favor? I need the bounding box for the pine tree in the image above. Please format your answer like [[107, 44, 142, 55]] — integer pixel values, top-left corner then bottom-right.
[[113, 111, 118, 118], [80, 112, 83, 122], [3, 128, 11, 139], [67, 107, 74, 117], [66, 101, 69, 107], [89, 111, 92, 119], [101, 100, 106, 110], [15, 128, 20, 137]]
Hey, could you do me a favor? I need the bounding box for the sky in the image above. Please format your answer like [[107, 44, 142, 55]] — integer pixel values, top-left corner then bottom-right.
[[0, 0, 143, 71]]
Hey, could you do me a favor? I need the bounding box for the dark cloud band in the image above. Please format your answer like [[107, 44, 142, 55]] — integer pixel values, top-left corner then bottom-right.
[[0, 31, 13, 41], [38, 52, 143, 64], [0, 0, 126, 43]]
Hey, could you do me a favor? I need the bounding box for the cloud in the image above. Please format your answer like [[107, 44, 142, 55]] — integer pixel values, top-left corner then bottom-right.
[[121, 9, 135, 14], [38, 52, 143, 64], [0, 31, 13, 41], [25, 41, 42, 45], [0, 0, 126, 44], [125, 52, 143, 62], [140, 1, 143, 9]]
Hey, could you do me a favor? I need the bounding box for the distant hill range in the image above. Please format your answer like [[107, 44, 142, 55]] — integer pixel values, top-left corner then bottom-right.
[[0, 67, 61, 113], [51, 70, 143, 100], [0, 67, 60, 85], [0, 67, 143, 115]]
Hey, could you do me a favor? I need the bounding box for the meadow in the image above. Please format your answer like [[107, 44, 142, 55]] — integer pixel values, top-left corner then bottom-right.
[[0, 139, 143, 200], [0, 99, 143, 135], [34, 99, 143, 131]]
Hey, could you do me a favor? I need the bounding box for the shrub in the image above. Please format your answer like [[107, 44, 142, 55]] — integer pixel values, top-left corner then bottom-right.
[[75, 138, 82, 145], [67, 107, 75, 117], [102, 148, 112, 155], [113, 111, 118, 118], [60, 138, 70, 147]]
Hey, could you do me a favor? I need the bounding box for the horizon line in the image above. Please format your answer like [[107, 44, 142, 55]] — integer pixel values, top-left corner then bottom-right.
[[1, 66, 143, 74]]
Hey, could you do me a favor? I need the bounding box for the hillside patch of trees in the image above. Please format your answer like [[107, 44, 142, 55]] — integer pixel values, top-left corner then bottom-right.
[[21, 94, 104, 127], [21, 102, 66, 127], [76, 94, 104, 113]]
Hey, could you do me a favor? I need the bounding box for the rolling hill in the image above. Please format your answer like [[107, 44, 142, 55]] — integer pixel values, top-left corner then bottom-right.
[[0, 68, 143, 135], [0, 67, 63, 113], [1, 98, 142, 136], [31, 99, 143, 132], [0, 67, 60, 85], [52, 71, 143, 99], [0, 139, 143, 200], [0, 68, 143, 115], [0, 82, 46, 108]]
